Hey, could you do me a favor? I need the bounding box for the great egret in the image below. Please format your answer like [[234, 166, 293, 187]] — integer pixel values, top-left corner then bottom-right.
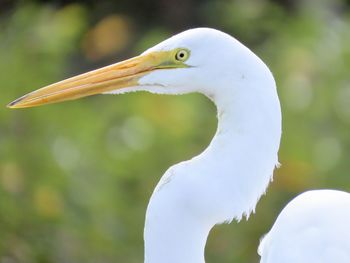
[[259, 189, 350, 263], [8, 28, 350, 263]]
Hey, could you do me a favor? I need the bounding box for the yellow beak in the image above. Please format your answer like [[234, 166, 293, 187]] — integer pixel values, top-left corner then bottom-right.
[[8, 50, 185, 109]]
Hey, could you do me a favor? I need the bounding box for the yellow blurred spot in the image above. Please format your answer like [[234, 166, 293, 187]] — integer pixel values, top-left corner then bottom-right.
[[274, 160, 314, 191], [1, 162, 23, 194], [83, 15, 132, 61], [34, 186, 63, 218]]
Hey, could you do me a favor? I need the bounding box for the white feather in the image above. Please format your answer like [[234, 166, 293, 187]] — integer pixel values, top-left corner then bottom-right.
[[259, 190, 350, 263], [137, 28, 281, 263]]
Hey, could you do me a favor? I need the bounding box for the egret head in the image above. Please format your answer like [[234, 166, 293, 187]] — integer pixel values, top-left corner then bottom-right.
[[8, 28, 271, 108]]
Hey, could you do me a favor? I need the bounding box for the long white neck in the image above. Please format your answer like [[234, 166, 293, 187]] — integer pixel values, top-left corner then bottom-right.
[[144, 68, 281, 263]]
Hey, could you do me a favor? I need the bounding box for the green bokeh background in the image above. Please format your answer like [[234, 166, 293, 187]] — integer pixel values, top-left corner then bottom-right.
[[1, 0, 350, 262]]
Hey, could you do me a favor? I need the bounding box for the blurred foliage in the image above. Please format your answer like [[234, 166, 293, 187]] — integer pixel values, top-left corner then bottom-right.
[[1, 0, 350, 262]]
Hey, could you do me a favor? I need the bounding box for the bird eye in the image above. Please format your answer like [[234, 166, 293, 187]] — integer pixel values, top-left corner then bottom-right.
[[175, 49, 189, 62]]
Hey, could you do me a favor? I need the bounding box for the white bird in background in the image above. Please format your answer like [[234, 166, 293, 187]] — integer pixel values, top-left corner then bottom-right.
[[259, 190, 350, 263], [8, 28, 350, 263]]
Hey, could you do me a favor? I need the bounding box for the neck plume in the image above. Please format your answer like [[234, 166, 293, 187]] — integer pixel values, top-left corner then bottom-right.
[[144, 70, 281, 263]]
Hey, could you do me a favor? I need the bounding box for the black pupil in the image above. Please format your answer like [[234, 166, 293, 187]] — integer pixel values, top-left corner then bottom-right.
[[178, 51, 185, 59]]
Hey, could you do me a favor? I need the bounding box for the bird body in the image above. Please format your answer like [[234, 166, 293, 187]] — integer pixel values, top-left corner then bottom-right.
[[8, 28, 349, 263], [259, 190, 350, 263], [141, 29, 281, 263]]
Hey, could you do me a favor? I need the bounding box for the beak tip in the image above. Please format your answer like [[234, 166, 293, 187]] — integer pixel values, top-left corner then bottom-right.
[[7, 101, 17, 109], [7, 96, 27, 109]]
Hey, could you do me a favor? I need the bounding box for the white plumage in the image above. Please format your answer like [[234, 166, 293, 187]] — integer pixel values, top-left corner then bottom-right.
[[9, 28, 350, 263], [141, 29, 281, 263], [259, 190, 350, 263]]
